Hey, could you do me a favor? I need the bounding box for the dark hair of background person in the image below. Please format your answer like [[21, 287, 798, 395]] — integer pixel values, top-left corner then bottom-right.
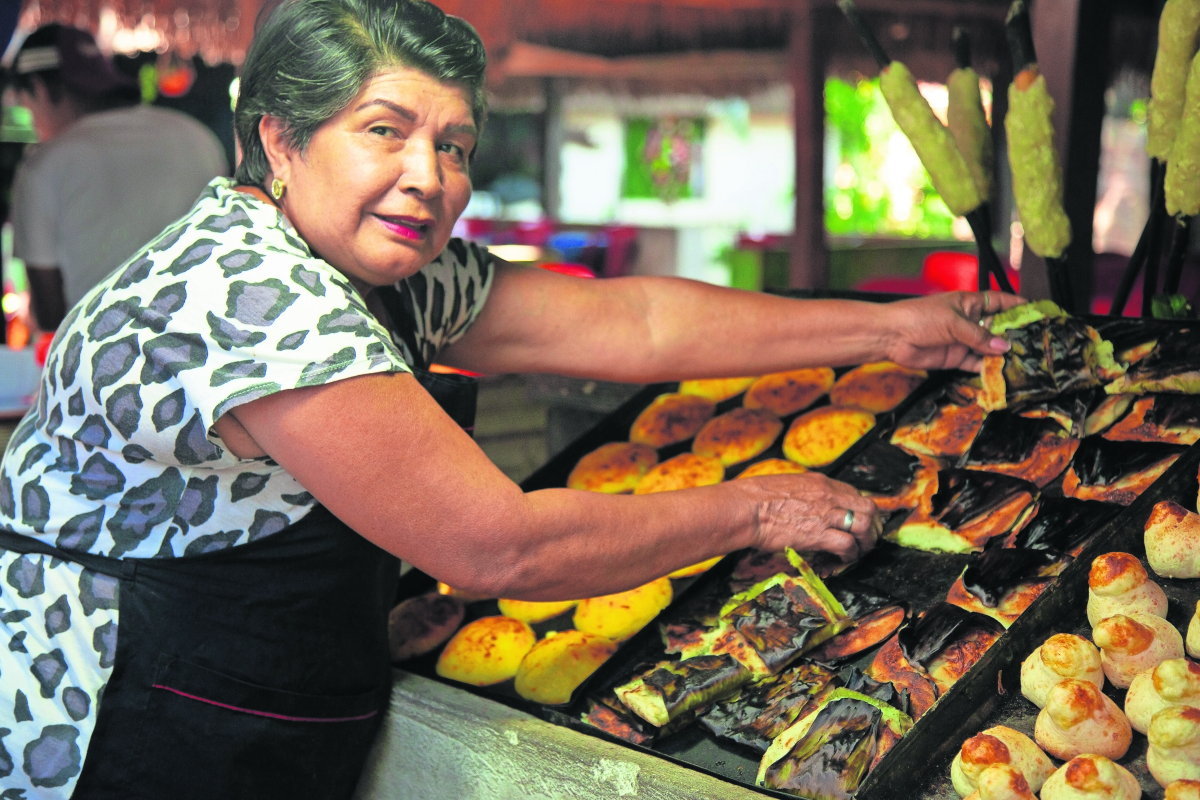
[[8, 23, 140, 113], [233, 0, 488, 187]]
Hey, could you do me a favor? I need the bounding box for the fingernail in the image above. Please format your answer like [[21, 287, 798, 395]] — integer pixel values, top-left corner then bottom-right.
[[989, 337, 1009, 352]]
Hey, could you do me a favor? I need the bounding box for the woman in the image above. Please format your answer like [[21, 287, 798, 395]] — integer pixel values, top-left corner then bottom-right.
[[0, 0, 1018, 796]]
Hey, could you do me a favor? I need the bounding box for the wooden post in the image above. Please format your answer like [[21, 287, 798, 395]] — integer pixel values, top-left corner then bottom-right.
[[788, 0, 827, 289], [1029, 0, 1112, 309], [542, 77, 566, 221]]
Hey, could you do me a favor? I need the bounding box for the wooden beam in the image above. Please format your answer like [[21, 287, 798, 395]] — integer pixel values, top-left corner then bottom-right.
[[789, 0, 827, 288]]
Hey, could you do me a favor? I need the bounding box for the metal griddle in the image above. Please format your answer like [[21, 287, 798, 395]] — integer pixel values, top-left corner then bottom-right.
[[395, 303, 1199, 800]]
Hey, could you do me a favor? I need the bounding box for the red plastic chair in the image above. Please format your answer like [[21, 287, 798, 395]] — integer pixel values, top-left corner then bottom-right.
[[922, 251, 1021, 293]]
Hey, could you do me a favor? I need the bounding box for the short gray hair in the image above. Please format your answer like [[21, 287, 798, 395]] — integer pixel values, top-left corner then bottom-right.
[[233, 0, 487, 186]]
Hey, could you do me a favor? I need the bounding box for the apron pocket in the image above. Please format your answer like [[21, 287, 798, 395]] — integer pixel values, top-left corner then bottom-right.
[[137, 657, 386, 800]]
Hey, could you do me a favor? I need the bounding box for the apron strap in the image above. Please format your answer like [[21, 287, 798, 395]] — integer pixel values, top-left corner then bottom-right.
[[0, 528, 135, 580]]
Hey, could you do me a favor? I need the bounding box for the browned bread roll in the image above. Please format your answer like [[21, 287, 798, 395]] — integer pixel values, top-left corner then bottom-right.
[[1125, 658, 1200, 733], [692, 407, 783, 466], [782, 406, 875, 467], [950, 726, 1054, 797], [1093, 612, 1185, 689], [567, 442, 658, 494], [436, 616, 536, 686], [1145, 500, 1200, 579], [633, 453, 725, 495], [743, 368, 835, 416], [1087, 552, 1169, 627], [1039, 755, 1140, 800], [630, 392, 716, 447], [829, 361, 926, 412], [678, 376, 756, 402], [1034, 679, 1131, 761], [1148, 706, 1200, 786], [1021, 633, 1104, 709]]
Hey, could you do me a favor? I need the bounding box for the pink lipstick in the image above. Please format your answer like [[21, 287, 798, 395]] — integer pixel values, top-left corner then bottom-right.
[[375, 214, 431, 241]]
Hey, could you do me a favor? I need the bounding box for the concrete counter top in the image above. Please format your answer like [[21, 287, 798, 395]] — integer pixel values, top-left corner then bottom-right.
[[354, 670, 767, 800]]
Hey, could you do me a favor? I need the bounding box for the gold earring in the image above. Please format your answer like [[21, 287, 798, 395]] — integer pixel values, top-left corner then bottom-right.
[[270, 178, 285, 200]]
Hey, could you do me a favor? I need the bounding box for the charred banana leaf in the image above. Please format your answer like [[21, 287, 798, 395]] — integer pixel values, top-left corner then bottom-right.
[[891, 381, 986, 459], [961, 410, 1077, 487], [946, 548, 1070, 627], [701, 662, 837, 752], [1090, 318, 1172, 364], [826, 578, 902, 620], [980, 301, 1122, 411], [1010, 496, 1120, 552], [806, 605, 909, 664], [961, 548, 1065, 607], [729, 550, 800, 594], [898, 602, 983, 667], [1063, 435, 1186, 504], [1106, 326, 1200, 393], [1017, 391, 1089, 433], [757, 689, 914, 798], [581, 695, 657, 745], [891, 469, 1037, 553], [614, 654, 751, 727], [1146, 392, 1200, 428], [929, 470, 1036, 531], [835, 441, 921, 496]]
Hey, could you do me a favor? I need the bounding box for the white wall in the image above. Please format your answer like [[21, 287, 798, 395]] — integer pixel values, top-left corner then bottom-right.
[[557, 86, 794, 284]]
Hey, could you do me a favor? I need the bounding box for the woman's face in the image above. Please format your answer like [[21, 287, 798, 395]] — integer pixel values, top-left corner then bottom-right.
[[267, 66, 477, 289]]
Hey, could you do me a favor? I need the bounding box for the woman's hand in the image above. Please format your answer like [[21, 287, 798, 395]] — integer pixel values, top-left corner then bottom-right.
[[881, 291, 1026, 372], [738, 472, 882, 564]]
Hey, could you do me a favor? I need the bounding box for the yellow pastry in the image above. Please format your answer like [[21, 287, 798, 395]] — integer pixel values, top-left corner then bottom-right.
[[1086, 552, 1169, 627], [1034, 679, 1131, 761], [950, 726, 1054, 797], [1039, 755, 1140, 800], [1093, 612, 1186, 689], [1148, 706, 1200, 786], [1145, 500, 1200, 579], [1126, 658, 1200, 734], [1021, 633, 1104, 709]]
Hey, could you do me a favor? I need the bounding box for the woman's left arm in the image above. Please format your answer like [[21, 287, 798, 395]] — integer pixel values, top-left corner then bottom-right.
[[439, 261, 1022, 380]]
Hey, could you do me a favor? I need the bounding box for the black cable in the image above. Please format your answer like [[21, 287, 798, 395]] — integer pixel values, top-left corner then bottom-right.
[[1162, 216, 1193, 295], [1110, 158, 1163, 316], [966, 208, 1015, 293], [1005, 1, 1038, 73], [953, 27, 972, 70], [837, 0, 891, 68]]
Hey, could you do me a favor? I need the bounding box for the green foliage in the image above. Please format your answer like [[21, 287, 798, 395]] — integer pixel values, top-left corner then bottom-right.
[[623, 117, 705, 201], [824, 77, 959, 239]]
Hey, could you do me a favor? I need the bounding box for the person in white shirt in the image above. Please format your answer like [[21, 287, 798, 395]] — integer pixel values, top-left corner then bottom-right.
[[9, 23, 228, 332]]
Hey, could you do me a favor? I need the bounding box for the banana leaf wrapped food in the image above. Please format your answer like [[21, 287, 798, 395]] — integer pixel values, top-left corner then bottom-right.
[[1003, 496, 1121, 554], [581, 695, 657, 745], [808, 579, 909, 664], [1062, 435, 1188, 505], [667, 550, 850, 679], [614, 654, 752, 727], [756, 689, 915, 798], [1148, 0, 1200, 162], [891, 381, 986, 459], [880, 61, 982, 216], [978, 301, 1123, 412], [700, 662, 839, 752], [948, 66, 994, 201], [1103, 393, 1200, 445], [1090, 318, 1173, 366], [833, 440, 942, 512], [960, 410, 1079, 488], [945, 548, 1072, 628], [1006, 69, 1071, 258], [869, 602, 1005, 719], [1106, 327, 1200, 394], [889, 468, 1038, 553]]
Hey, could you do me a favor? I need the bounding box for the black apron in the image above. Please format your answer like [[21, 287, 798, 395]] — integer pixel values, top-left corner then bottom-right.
[[0, 367, 477, 799]]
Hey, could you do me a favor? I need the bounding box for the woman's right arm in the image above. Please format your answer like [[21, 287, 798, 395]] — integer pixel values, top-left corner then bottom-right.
[[223, 370, 879, 602]]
